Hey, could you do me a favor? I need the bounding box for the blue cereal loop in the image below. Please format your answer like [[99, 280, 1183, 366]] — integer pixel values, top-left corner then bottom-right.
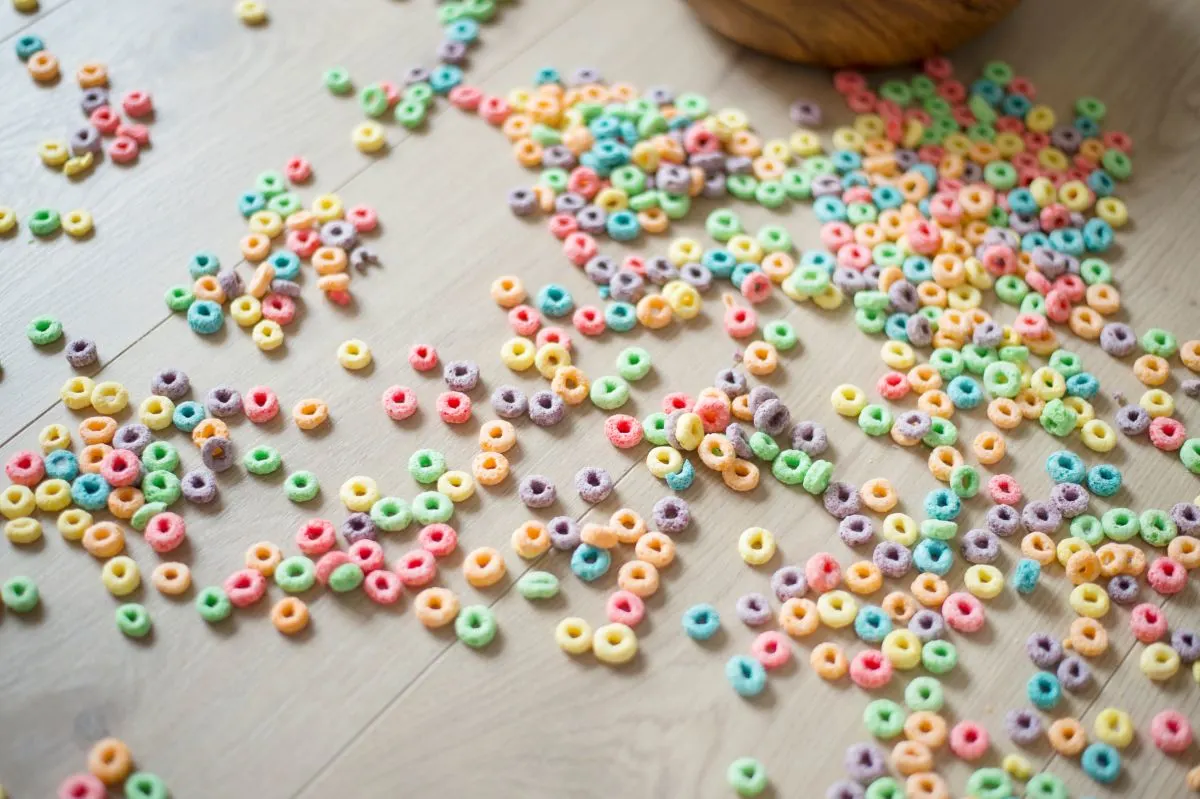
[[238, 192, 266, 217], [1046, 450, 1085, 484], [924, 488, 962, 521], [1085, 464, 1122, 497], [188, 251, 221, 278], [429, 65, 463, 94], [44, 449, 79, 481], [913, 539, 953, 576], [854, 605, 893, 643], [682, 603, 720, 640], [535, 284, 573, 318], [570, 544, 611, 582], [71, 473, 111, 511], [946, 375, 983, 409], [726, 654, 767, 697], [1012, 558, 1041, 594], [1027, 670, 1062, 710], [1065, 372, 1099, 399], [268, 250, 301, 281], [533, 67, 561, 85], [604, 301, 637, 332], [187, 300, 224, 335], [665, 459, 695, 491], [1081, 742, 1121, 784], [172, 401, 207, 433]]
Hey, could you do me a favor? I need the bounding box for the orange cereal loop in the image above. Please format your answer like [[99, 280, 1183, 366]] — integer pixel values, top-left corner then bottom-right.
[[911, 573, 949, 607], [107, 486, 144, 520], [551, 366, 590, 405], [246, 541, 283, 577], [1069, 617, 1108, 657], [580, 523, 618, 550], [463, 546, 506, 588], [917, 281, 947, 308], [79, 444, 113, 474], [490, 275, 526, 308], [240, 232, 270, 261], [617, 560, 659, 598], [882, 591, 918, 623], [634, 531, 675, 569], [479, 420, 517, 453], [904, 711, 948, 749], [80, 416, 117, 445], [1133, 354, 1169, 387], [891, 740, 934, 776], [286, 210, 315, 231], [751, 156, 784, 181], [500, 113, 532, 141], [271, 597, 309, 635], [1085, 283, 1120, 315], [312, 246, 348, 276], [927, 446, 962, 482], [514, 138, 543, 167], [918, 390, 954, 419], [472, 451, 509, 486], [610, 509, 647, 544], [82, 521, 124, 558], [28, 50, 59, 81], [1168, 535, 1200, 569], [529, 184, 555, 213], [76, 61, 108, 88], [742, 341, 778, 376], [1048, 718, 1086, 756], [151, 562, 191, 595], [930, 328, 963, 350], [512, 521, 550, 558], [987, 398, 1022, 430], [907, 364, 942, 393], [293, 399, 329, 430], [636, 294, 673, 328], [728, 131, 761, 157], [1180, 340, 1200, 372], [1066, 550, 1100, 585], [905, 772, 949, 799], [1015, 388, 1045, 420], [931, 255, 965, 288], [1095, 543, 1125, 577], [860, 478, 897, 513], [87, 737, 132, 785], [811, 642, 848, 680], [637, 207, 669, 235], [1020, 532, 1056, 565], [579, 84, 608, 104], [845, 561, 883, 595], [722, 458, 759, 492], [761, 252, 795, 282], [1068, 306, 1103, 340], [193, 275, 225, 303], [191, 417, 229, 447], [729, 393, 753, 421], [972, 431, 1006, 465], [414, 587, 459, 628], [778, 597, 820, 637], [1121, 544, 1146, 576], [876, 266, 903, 292]]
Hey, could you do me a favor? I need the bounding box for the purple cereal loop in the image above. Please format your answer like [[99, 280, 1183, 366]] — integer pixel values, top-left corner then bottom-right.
[[1009, 212, 1039, 235], [843, 742, 887, 783], [403, 66, 431, 85], [217, 268, 244, 298], [1107, 574, 1139, 604], [541, 145, 576, 170], [570, 67, 601, 85], [436, 39, 468, 65], [811, 174, 842, 197], [753, 398, 791, 436], [960, 528, 999, 564], [350, 246, 379, 273], [608, 269, 644, 302], [653, 496, 690, 534], [893, 411, 932, 441], [972, 319, 1004, 348], [1049, 482, 1089, 518], [986, 503, 1020, 537], [575, 207, 606, 235], [825, 781, 865, 799], [1031, 247, 1062, 280], [873, 542, 911, 578], [887, 280, 919, 314], [518, 474, 556, 509], [725, 423, 754, 459], [832, 267, 867, 296], [65, 338, 98, 369], [1171, 629, 1200, 663], [1005, 708, 1043, 744], [789, 99, 822, 126], [70, 126, 102, 155], [1022, 501, 1062, 534], [81, 88, 109, 114], [747, 386, 778, 416], [507, 187, 537, 217], [646, 86, 674, 105], [735, 592, 771, 626], [200, 436, 236, 472], [1115, 404, 1151, 436], [689, 151, 724, 176], [679, 263, 713, 292], [151, 368, 189, 400], [725, 155, 753, 176], [554, 192, 586, 215], [1182, 378, 1200, 399], [491, 385, 527, 419], [663, 410, 685, 449], [181, 468, 218, 504], [908, 609, 945, 642], [823, 481, 860, 520], [270, 278, 301, 297], [1170, 502, 1200, 534], [771, 566, 807, 601], [1026, 632, 1063, 669], [205, 385, 243, 418], [838, 514, 875, 547], [113, 423, 151, 457], [575, 466, 614, 504], [656, 164, 691, 194], [341, 512, 377, 544], [548, 516, 581, 550], [584, 255, 618, 285], [702, 174, 726, 198], [1056, 655, 1092, 691], [1099, 322, 1137, 357], [528, 390, 565, 426], [715, 368, 748, 398], [644, 256, 678, 285], [791, 421, 828, 456], [961, 161, 982, 183], [894, 149, 918, 171], [320, 220, 358, 250], [906, 314, 933, 347], [862, 264, 882, 285], [1051, 125, 1082, 154], [443, 360, 480, 392]]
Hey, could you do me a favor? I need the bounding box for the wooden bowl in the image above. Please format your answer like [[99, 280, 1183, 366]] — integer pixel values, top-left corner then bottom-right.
[[686, 0, 1020, 67]]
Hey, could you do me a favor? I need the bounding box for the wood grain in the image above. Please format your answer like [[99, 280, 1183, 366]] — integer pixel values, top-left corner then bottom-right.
[[1, 0, 1199, 797]]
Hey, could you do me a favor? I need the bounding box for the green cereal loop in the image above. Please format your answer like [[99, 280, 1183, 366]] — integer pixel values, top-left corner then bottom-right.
[[1021, 292, 1046, 316], [966, 123, 996, 142], [329, 562, 364, 593], [1079, 258, 1111, 285], [142, 441, 180, 473], [923, 95, 951, 116], [255, 170, 286, 198], [243, 445, 282, 475], [616, 347, 652, 381], [164, 285, 195, 312], [748, 432, 780, 462], [610, 165, 645, 195], [904, 676, 944, 711], [864, 777, 903, 799], [921, 639, 958, 673], [922, 417, 957, 448], [275, 556, 316, 593], [855, 307, 886, 334], [590, 375, 630, 410], [949, 465, 980, 499], [917, 306, 941, 327], [1039, 399, 1076, 438], [196, 587, 232, 622], [267, 192, 303, 217], [1140, 328, 1178, 358], [725, 174, 757, 201], [1101, 508, 1139, 541], [965, 767, 1012, 799], [516, 571, 559, 600], [674, 92, 708, 119], [726, 757, 768, 797], [659, 191, 690, 219], [575, 102, 603, 122], [437, 2, 465, 22], [26, 315, 63, 346], [771, 450, 811, 485], [408, 449, 447, 484], [846, 203, 876, 225], [756, 225, 791, 253], [920, 519, 957, 541], [1139, 509, 1176, 547], [862, 699, 906, 739], [961, 344, 997, 375], [853, 290, 889, 313], [780, 170, 811, 200], [455, 605, 497, 648], [754, 181, 786, 209], [1075, 96, 1106, 122], [1, 576, 39, 613], [983, 360, 1021, 398], [405, 82, 434, 107], [857, 404, 892, 436], [28, 208, 60, 236], [910, 74, 936, 99], [983, 160, 1017, 190], [370, 497, 412, 532], [642, 413, 669, 446], [412, 491, 453, 524], [1025, 773, 1067, 799], [130, 502, 167, 532], [124, 772, 169, 799], [285, 470, 320, 502], [930, 348, 964, 380], [142, 472, 182, 506], [1047, 349, 1083, 378], [801, 155, 834, 176], [801, 459, 833, 495], [999, 345, 1028, 364], [461, 0, 495, 21], [1182, 439, 1200, 474], [394, 99, 426, 129], [982, 60, 1013, 85], [791, 265, 830, 296], [872, 243, 903, 268], [324, 66, 352, 94], [636, 112, 668, 138], [878, 79, 912, 106], [1101, 149, 1132, 180], [628, 191, 658, 212], [993, 274, 1028, 305], [538, 167, 568, 192], [1069, 515, 1104, 547], [115, 603, 152, 638], [358, 83, 388, 117], [763, 320, 797, 351], [968, 95, 996, 126]]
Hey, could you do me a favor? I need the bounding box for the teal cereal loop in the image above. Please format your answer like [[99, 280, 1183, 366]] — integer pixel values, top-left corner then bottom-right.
[[164, 285, 195, 312], [244, 445, 282, 475], [665, 459, 695, 491], [267, 250, 301, 280], [142, 441, 179, 473], [71, 473, 110, 511], [285, 471, 320, 502], [726, 655, 766, 697], [947, 375, 982, 409], [412, 491, 453, 524], [604, 302, 636, 332], [26, 315, 63, 346], [238, 192, 266, 216], [802, 459, 833, 494], [683, 603, 721, 640], [370, 497, 412, 532], [275, 556, 316, 593], [172, 401, 207, 433], [571, 543, 610, 582], [1013, 558, 1040, 593], [1086, 464, 1122, 497], [455, 605, 497, 648], [862, 699, 906, 738], [606, 211, 640, 241], [764, 320, 797, 351], [590, 376, 630, 410], [904, 676, 944, 711], [142, 472, 182, 506], [517, 571, 559, 600], [409, 449, 447, 484], [1081, 742, 1121, 784], [187, 300, 224, 335], [115, 603, 152, 638]]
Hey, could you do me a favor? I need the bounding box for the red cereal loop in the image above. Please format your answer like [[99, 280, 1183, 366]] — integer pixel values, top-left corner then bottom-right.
[[479, 95, 510, 125], [981, 245, 1017, 276], [562, 232, 597, 266], [1102, 130, 1133, 154], [345, 204, 377, 233], [684, 124, 721, 154], [261, 293, 296, 325], [1054, 274, 1086, 303], [877, 372, 911, 401], [604, 414, 644, 449], [287, 228, 320, 258], [752, 630, 793, 670], [606, 589, 646, 627], [100, 449, 140, 487], [437, 391, 472, 424], [567, 166, 600, 198], [408, 344, 439, 372], [820, 221, 854, 251], [723, 300, 757, 338], [285, 156, 312, 184], [987, 474, 1022, 505], [693, 396, 731, 433], [805, 553, 842, 594], [507, 304, 541, 336], [535, 326, 571, 351], [223, 568, 267, 607], [121, 89, 153, 118], [395, 548, 437, 586], [108, 136, 139, 164], [941, 592, 985, 633], [379, 80, 399, 107], [1149, 416, 1186, 451], [348, 539, 385, 573], [905, 108, 931, 127], [907, 220, 941, 255], [58, 774, 106, 799], [116, 122, 150, 146], [89, 106, 120, 134], [951, 105, 975, 128], [572, 305, 605, 336], [326, 289, 353, 306], [145, 512, 186, 553], [381, 385, 418, 421], [922, 57, 953, 81], [1013, 313, 1049, 340], [548, 213, 578, 239], [1147, 557, 1187, 595], [447, 84, 482, 111], [995, 116, 1024, 134], [6, 450, 45, 486], [296, 518, 336, 556], [661, 392, 694, 414], [244, 386, 280, 423], [948, 721, 989, 761], [1150, 710, 1193, 754], [363, 568, 402, 604], [315, 551, 351, 585], [418, 523, 457, 557], [917, 145, 944, 164], [1044, 289, 1072, 323], [843, 187, 873, 205], [740, 271, 773, 304], [850, 648, 893, 689], [832, 69, 867, 95], [1008, 76, 1036, 99], [847, 90, 877, 114]]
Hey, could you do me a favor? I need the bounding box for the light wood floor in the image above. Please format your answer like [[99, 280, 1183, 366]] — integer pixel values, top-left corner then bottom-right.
[[1, 0, 1199, 797]]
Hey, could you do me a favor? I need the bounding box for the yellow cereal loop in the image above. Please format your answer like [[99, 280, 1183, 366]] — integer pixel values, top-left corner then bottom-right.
[[592, 623, 638, 665], [555, 617, 593, 655], [831, 384, 867, 417], [662, 281, 701, 319], [0, 485, 35, 519], [880, 341, 915, 370], [726, 234, 763, 264], [666, 238, 702, 265], [1069, 583, 1110, 619], [881, 629, 922, 670], [1080, 419, 1116, 452], [882, 513, 918, 547], [252, 319, 283, 350], [812, 283, 845, 309], [34, 479, 72, 512], [5, 517, 42, 544], [737, 527, 776, 565], [57, 509, 93, 540], [61, 376, 96, 410], [38, 423, 71, 452], [235, 0, 268, 24], [312, 194, 344, 222], [339, 476, 379, 512], [646, 446, 682, 478], [230, 295, 263, 327], [1062, 396, 1094, 427], [816, 590, 857, 628], [62, 209, 93, 238], [1002, 754, 1033, 781], [534, 342, 570, 379], [1140, 389, 1174, 418], [437, 470, 475, 503], [90, 381, 129, 414], [138, 395, 175, 431], [352, 121, 386, 153], [63, 152, 94, 177], [248, 210, 284, 238], [336, 339, 372, 370], [1140, 642, 1180, 681], [963, 565, 1004, 599], [1093, 708, 1134, 748], [789, 130, 822, 156], [500, 337, 535, 371], [101, 555, 140, 596], [37, 139, 70, 167]]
